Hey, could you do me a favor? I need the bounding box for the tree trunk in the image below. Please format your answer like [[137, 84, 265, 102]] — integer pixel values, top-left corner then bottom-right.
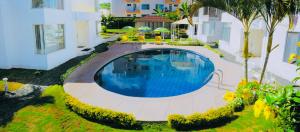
[[243, 31, 249, 83], [259, 33, 274, 84]]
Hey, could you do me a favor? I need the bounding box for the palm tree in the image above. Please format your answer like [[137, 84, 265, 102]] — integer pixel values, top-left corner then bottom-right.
[[153, 9, 166, 17], [190, 0, 260, 83], [179, 2, 191, 19], [258, 0, 300, 83]]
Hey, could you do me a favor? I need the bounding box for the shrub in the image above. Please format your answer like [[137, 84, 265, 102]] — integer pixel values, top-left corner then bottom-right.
[[236, 80, 259, 105], [168, 39, 205, 46], [228, 97, 245, 112], [65, 94, 137, 128], [0, 81, 24, 92], [168, 105, 234, 130], [101, 26, 107, 33]]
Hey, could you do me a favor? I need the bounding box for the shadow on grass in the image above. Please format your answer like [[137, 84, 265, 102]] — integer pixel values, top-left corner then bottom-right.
[[173, 115, 239, 131], [0, 43, 111, 86], [0, 87, 54, 127]]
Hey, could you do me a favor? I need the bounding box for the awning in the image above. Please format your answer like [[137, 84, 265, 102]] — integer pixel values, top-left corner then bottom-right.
[[171, 18, 199, 25]]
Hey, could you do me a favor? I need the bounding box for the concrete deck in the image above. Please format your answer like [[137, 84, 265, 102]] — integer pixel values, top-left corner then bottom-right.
[[64, 43, 243, 121]]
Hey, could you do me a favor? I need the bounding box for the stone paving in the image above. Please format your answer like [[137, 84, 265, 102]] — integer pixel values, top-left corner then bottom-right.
[[64, 43, 243, 121]]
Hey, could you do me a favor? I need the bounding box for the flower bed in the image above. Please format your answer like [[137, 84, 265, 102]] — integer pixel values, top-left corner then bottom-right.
[[0, 81, 24, 92], [65, 94, 137, 129]]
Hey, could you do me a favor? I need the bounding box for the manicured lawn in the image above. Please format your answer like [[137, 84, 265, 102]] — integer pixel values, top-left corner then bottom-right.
[[0, 85, 279, 131]]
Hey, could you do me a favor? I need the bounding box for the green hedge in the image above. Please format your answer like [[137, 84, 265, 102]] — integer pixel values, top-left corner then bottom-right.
[[168, 105, 234, 130], [65, 94, 137, 128], [168, 39, 205, 46]]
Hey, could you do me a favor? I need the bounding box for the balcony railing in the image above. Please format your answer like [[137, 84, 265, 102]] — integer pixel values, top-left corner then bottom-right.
[[126, 9, 141, 14], [165, 0, 181, 4], [124, 0, 141, 3]]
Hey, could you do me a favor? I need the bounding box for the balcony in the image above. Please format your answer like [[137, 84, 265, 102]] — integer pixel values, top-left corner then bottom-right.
[[124, 0, 141, 3], [165, 0, 181, 4], [126, 9, 141, 14]]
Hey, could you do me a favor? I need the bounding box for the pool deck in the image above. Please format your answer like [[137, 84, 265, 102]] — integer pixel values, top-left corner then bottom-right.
[[64, 43, 243, 121]]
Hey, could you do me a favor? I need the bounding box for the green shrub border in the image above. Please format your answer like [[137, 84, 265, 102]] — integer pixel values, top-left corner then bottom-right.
[[65, 94, 138, 129], [168, 103, 240, 131]]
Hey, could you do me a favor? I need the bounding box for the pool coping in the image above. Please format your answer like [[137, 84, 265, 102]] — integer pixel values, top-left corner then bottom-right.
[[64, 43, 243, 121]]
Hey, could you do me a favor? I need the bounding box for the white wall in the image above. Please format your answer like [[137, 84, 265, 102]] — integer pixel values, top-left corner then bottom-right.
[[188, 9, 298, 81], [0, 0, 101, 70], [0, 4, 10, 69], [219, 13, 243, 55], [72, 0, 96, 12]]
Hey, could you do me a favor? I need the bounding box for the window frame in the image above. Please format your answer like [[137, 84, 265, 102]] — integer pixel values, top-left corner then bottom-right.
[[34, 24, 65, 55]]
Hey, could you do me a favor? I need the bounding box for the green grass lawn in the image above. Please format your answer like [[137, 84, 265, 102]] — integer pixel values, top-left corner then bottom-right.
[[0, 85, 279, 132]]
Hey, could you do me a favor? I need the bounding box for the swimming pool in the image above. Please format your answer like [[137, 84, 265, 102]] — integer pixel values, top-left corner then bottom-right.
[[95, 49, 215, 98]]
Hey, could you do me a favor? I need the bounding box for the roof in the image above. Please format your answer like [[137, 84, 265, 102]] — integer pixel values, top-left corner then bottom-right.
[[135, 16, 174, 23], [172, 18, 199, 25]]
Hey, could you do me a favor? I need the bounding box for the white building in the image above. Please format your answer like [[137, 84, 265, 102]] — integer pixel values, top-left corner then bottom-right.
[[111, 0, 187, 17], [188, 8, 299, 82], [0, 0, 103, 70]]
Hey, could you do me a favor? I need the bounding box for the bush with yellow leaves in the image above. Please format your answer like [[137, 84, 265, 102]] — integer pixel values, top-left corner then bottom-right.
[[65, 94, 137, 128]]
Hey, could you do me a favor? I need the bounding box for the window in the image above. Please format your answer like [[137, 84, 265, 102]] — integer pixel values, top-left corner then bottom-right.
[[221, 23, 231, 42], [203, 7, 209, 15], [32, 0, 64, 9], [142, 14, 149, 17], [34, 24, 65, 54], [283, 32, 300, 63], [127, 4, 131, 6], [141, 4, 150, 10], [155, 4, 164, 11], [127, 14, 131, 17], [169, 4, 173, 12], [194, 24, 198, 35], [202, 21, 216, 36]]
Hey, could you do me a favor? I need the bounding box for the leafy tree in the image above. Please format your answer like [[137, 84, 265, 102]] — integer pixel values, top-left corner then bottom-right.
[[179, 2, 191, 19], [100, 3, 111, 10], [190, 0, 260, 83], [259, 0, 300, 83]]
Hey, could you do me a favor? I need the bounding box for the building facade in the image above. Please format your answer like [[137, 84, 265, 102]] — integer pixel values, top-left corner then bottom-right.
[[0, 0, 102, 70], [111, 0, 186, 17], [188, 8, 299, 82]]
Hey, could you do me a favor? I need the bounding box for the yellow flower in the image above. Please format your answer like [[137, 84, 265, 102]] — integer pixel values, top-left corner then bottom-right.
[[241, 89, 251, 100], [288, 53, 297, 63], [223, 91, 236, 102], [238, 79, 247, 88], [263, 106, 273, 120], [121, 35, 128, 42], [297, 42, 300, 47], [254, 99, 265, 118]]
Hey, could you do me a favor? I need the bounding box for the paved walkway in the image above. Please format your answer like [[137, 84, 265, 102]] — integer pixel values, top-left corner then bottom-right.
[[64, 43, 243, 121]]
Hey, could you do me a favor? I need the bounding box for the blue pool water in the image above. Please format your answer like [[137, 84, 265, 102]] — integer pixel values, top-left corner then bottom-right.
[[95, 49, 214, 98]]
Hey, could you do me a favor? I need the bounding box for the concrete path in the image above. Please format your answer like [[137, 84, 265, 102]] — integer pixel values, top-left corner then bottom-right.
[[64, 43, 243, 121]]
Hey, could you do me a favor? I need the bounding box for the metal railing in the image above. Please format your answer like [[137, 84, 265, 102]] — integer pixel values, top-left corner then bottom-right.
[[214, 69, 223, 89]]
